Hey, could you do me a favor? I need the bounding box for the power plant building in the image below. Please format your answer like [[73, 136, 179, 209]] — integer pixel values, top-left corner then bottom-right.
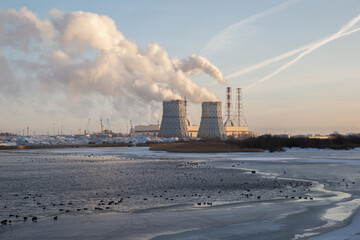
[[133, 124, 248, 138], [187, 125, 199, 138], [225, 126, 249, 137], [134, 124, 160, 137], [134, 124, 199, 137], [133, 87, 250, 138]]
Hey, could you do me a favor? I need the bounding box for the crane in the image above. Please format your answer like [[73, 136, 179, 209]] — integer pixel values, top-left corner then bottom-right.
[[85, 118, 91, 135], [106, 118, 111, 132], [100, 119, 104, 134]]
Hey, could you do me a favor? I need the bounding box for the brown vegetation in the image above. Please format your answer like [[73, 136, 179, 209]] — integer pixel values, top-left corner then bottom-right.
[[149, 141, 262, 153], [227, 134, 360, 152]]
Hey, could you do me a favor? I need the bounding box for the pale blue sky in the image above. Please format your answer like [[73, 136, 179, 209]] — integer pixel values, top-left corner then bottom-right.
[[0, 0, 359, 135]]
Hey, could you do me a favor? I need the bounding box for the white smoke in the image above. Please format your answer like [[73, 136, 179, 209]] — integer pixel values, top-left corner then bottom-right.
[[0, 7, 225, 106], [0, 51, 16, 94], [175, 54, 226, 84], [0, 7, 55, 51]]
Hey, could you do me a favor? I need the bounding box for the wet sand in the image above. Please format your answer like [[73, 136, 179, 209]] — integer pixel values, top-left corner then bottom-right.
[[0, 147, 360, 239]]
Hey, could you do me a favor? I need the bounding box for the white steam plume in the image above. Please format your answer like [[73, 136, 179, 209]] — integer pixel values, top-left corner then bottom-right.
[[175, 54, 226, 84], [244, 13, 360, 92], [0, 7, 225, 105]]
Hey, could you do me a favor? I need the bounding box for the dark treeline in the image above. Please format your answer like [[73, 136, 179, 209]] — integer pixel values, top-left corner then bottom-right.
[[226, 134, 360, 152], [0, 132, 18, 137]]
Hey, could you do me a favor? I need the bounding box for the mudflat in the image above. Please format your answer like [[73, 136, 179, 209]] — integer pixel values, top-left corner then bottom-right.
[[0, 147, 360, 239]]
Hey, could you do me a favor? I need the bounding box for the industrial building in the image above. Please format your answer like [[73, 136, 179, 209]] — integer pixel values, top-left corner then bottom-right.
[[134, 124, 248, 138], [133, 124, 160, 137], [133, 87, 250, 139], [225, 126, 249, 137], [134, 124, 199, 137]]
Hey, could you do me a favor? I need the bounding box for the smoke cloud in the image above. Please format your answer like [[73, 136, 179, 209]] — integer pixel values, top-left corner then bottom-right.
[[175, 54, 226, 84], [0, 51, 16, 94], [0, 7, 225, 106]]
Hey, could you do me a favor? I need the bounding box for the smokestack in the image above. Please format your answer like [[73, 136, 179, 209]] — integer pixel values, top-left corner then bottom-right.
[[224, 87, 234, 126], [236, 88, 241, 126], [184, 97, 191, 126], [198, 101, 226, 139], [158, 100, 189, 138]]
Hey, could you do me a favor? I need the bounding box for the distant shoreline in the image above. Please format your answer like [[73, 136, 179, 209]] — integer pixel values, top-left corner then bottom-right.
[[149, 134, 360, 153], [0, 142, 133, 150], [2, 134, 360, 153]]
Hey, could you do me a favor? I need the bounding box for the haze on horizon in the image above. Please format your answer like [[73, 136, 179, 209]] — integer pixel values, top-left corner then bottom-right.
[[0, 0, 359, 136]]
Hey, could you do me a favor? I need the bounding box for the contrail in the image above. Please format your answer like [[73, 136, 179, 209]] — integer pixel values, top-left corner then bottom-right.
[[243, 13, 360, 92], [227, 27, 360, 80], [205, 27, 360, 88], [201, 0, 300, 55]]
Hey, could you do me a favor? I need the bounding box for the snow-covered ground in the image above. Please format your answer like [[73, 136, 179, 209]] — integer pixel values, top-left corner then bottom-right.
[[0, 135, 180, 147]]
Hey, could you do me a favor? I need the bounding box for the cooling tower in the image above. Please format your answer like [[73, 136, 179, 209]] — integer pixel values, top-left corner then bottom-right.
[[198, 101, 226, 139], [158, 100, 189, 138]]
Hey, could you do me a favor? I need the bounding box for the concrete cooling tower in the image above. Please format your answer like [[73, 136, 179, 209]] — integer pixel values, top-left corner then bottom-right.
[[158, 100, 189, 138], [198, 101, 226, 139]]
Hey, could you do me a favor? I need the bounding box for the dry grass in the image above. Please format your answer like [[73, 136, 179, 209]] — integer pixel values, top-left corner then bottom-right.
[[149, 141, 262, 153]]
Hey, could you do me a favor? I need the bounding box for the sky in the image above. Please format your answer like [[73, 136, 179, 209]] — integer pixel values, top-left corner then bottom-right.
[[0, 0, 359, 135]]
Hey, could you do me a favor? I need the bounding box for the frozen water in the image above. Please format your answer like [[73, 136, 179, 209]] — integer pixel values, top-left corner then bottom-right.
[[0, 150, 307, 227], [1, 147, 360, 239]]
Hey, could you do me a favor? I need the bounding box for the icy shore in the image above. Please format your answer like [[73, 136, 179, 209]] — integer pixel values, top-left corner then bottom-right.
[[0, 135, 179, 147]]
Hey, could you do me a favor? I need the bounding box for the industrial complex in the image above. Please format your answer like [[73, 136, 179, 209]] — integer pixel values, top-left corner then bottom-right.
[[133, 87, 250, 139]]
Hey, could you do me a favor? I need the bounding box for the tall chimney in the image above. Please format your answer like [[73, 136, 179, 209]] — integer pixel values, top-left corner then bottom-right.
[[224, 87, 234, 126], [236, 88, 241, 126]]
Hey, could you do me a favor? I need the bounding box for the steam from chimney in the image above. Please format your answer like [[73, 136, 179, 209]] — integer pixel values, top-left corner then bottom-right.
[[0, 7, 225, 105]]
